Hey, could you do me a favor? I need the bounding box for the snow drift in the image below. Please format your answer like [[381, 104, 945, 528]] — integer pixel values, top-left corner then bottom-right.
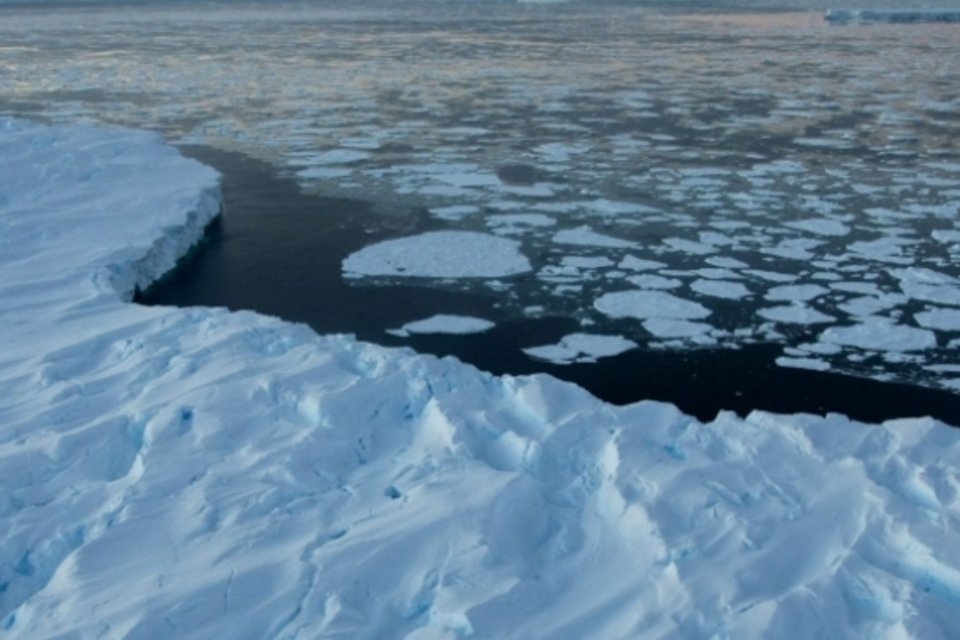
[[1, 118, 959, 639]]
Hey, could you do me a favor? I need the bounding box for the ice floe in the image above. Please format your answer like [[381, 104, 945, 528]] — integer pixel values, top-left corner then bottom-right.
[[523, 333, 637, 364], [821, 318, 938, 352], [594, 290, 712, 321], [343, 231, 532, 279], [3, 114, 960, 640], [387, 314, 495, 337]]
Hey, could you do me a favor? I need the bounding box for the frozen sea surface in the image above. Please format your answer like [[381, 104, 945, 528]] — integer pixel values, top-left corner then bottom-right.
[[3, 116, 960, 640], [3, 2, 958, 392]]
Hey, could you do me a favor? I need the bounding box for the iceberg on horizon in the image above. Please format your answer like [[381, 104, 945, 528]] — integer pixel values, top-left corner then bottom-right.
[[826, 8, 960, 23]]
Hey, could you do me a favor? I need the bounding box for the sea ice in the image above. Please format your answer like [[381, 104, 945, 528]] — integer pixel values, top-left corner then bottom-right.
[[691, 279, 751, 300], [642, 318, 714, 339], [821, 318, 938, 352], [758, 305, 835, 325], [553, 226, 635, 248], [343, 231, 532, 279], [523, 333, 637, 364], [387, 314, 495, 337], [594, 290, 712, 321], [914, 308, 960, 332], [3, 115, 960, 640], [776, 356, 831, 372], [766, 284, 829, 303]]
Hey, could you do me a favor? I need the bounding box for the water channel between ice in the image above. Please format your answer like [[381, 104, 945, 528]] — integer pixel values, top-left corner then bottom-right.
[[138, 146, 960, 424]]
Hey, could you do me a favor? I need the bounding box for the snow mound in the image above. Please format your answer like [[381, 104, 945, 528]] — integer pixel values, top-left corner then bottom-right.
[[2, 119, 960, 640], [343, 231, 532, 279]]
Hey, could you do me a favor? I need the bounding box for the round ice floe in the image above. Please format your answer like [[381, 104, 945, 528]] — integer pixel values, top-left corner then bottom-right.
[[691, 279, 750, 300], [594, 290, 711, 320], [785, 218, 851, 237], [765, 284, 829, 303], [388, 315, 495, 337], [553, 226, 635, 248], [758, 305, 835, 325], [343, 231, 532, 279], [642, 318, 713, 338], [776, 356, 831, 372], [523, 333, 637, 365], [821, 318, 937, 352]]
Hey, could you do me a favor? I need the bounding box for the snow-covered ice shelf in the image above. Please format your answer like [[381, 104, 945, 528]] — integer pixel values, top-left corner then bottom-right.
[[2, 119, 960, 639]]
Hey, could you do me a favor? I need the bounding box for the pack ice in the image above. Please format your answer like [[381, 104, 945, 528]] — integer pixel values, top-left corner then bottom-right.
[[1, 119, 959, 639]]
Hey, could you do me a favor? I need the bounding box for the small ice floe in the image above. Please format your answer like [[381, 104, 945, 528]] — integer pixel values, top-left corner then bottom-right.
[[626, 274, 683, 290], [306, 149, 371, 165], [343, 231, 532, 278], [758, 304, 835, 325], [594, 290, 711, 321], [765, 284, 829, 303], [561, 256, 615, 269], [619, 255, 667, 271], [387, 314, 495, 337], [785, 218, 851, 237], [296, 167, 354, 180], [838, 295, 906, 317], [662, 237, 716, 256], [523, 333, 637, 365], [553, 226, 635, 248], [642, 318, 714, 339], [776, 356, 831, 372], [486, 213, 557, 230], [707, 256, 749, 269], [691, 279, 751, 300], [429, 205, 480, 221], [914, 308, 960, 331], [821, 317, 937, 352]]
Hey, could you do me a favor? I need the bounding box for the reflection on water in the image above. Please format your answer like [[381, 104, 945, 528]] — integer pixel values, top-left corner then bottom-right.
[[2, 2, 960, 395]]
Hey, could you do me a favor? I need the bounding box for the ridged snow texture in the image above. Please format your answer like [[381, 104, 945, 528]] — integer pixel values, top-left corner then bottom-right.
[[1, 119, 959, 639]]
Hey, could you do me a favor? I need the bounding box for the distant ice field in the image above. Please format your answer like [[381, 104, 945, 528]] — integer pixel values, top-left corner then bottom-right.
[[2, 2, 959, 393]]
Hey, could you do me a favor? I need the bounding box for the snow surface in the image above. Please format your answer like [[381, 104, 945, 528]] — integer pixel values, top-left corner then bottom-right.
[[2, 119, 960, 639]]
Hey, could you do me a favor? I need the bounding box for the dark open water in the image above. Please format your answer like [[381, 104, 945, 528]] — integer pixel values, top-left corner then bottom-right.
[[138, 146, 960, 425]]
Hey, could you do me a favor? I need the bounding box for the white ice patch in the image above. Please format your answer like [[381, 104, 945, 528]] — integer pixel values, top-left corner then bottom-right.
[[758, 305, 835, 325], [626, 274, 683, 290], [663, 237, 716, 255], [594, 290, 711, 321], [821, 318, 938, 352], [305, 148, 370, 165], [343, 231, 532, 279], [691, 279, 751, 300], [296, 167, 354, 180], [619, 255, 667, 271], [776, 356, 831, 372], [523, 333, 637, 364], [766, 284, 829, 303], [486, 213, 556, 228], [643, 318, 714, 339], [785, 218, 851, 237], [387, 314, 495, 337], [429, 204, 480, 221], [915, 308, 960, 331], [553, 226, 635, 248]]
